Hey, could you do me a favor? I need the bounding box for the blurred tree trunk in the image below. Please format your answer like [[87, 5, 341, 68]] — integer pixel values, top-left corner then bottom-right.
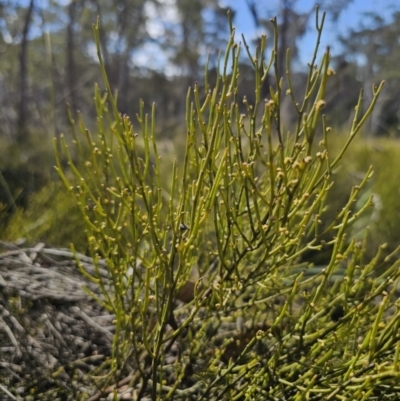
[[18, 0, 35, 140], [115, 0, 142, 114], [92, 0, 110, 78], [66, 0, 79, 114], [278, 0, 291, 78], [89, 0, 147, 114]]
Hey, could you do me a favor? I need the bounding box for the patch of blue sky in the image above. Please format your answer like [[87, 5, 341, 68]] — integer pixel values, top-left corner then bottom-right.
[[12, 0, 399, 71], [223, 0, 398, 66]]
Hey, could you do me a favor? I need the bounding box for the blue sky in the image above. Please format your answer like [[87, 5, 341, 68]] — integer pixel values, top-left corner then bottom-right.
[[13, 0, 399, 72], [225, 0, 398, 64]]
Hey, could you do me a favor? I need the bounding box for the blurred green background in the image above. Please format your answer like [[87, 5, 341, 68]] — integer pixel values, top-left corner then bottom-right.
[[1, 0, 400, 258]]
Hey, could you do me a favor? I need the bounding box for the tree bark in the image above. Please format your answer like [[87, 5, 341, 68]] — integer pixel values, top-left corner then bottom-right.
[[17, 0, 35, 140], [66, 0, 79, 114]]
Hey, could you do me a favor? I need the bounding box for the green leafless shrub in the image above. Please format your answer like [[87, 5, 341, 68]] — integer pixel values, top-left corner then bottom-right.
[[55, 9, 400, 400]]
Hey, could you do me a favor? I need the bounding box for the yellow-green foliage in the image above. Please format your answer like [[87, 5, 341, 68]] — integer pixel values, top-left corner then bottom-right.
[[2, 181, 87, 248], [0, 128, 75, 246], [346, 139, 400, 246], [54, 11, 400, 400], [325, 137, 400, 259]]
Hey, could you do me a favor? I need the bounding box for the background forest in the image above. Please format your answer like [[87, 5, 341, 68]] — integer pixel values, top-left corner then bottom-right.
[[1, 0, 400, 258]]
